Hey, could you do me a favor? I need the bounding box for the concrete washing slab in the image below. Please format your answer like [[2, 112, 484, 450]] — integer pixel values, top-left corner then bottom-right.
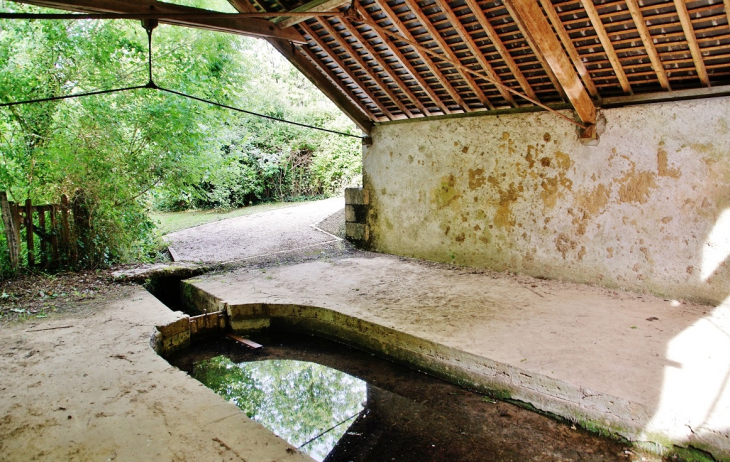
[[180, 254, 730, 461]]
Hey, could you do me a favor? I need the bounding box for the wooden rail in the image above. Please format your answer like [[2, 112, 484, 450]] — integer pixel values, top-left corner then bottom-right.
[[0, 191, 90, 272]]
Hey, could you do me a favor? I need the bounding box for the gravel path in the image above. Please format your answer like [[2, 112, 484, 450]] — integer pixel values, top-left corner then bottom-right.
[[165, 198, 344, 263]]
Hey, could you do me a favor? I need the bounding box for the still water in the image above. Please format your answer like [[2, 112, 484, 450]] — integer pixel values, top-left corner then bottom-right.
[[171, 333, 648, 462], [192, 358, 366, 461]]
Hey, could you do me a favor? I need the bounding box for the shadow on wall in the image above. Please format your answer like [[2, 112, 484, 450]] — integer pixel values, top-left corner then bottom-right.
[[642, 207, 730, 456]]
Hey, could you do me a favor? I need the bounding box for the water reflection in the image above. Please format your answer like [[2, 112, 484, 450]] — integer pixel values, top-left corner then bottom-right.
[[192, 357, 367, 461]]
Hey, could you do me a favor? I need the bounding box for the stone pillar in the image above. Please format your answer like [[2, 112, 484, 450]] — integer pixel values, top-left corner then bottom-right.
[[344, 187, 369, 246]]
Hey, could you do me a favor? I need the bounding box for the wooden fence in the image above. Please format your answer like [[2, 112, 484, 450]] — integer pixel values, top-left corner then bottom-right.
[[0, 191, 91, 271]]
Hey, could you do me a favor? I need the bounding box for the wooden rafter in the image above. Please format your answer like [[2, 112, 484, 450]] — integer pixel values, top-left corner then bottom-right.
[[296, 43, 381, 120], [274, 0, 350, 28], [432, 0, 517, 106], [229, 0, 374, 131], [536, 0, 598, 98], [300, 21, 398, 119], [368, 0, 469, 111], [14, 0, 306, 43], [673, 0, 711, 86], [503, 0, 596, 130], [400, 0, 496, 109], [463, 0, 538, 101], [625, 0, 671, 90], [580, 0, 632, 94], [270, 38, 374, 132], [356, 4, 451, 114], [315, 17, 414, 116], [339, 19, 431, 115]]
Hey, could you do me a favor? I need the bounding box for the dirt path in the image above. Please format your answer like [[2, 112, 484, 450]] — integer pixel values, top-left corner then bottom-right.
[[165, 198, 344, 263]]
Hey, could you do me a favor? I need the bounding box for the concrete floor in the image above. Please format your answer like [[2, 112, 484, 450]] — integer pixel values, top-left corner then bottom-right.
[[187, 253, 730, 460]]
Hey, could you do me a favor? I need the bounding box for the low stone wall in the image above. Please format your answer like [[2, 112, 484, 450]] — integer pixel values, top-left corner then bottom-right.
[[359, 97, 730, 304], [164, 281, 729, 460]]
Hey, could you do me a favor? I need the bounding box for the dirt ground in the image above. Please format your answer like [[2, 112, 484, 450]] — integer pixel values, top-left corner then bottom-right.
[[0, 200, 724, 461], [165, 198, 344, 263]]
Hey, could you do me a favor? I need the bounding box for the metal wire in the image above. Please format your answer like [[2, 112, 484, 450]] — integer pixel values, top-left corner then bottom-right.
[[0, 85, 149, 107], [297, 409, 364, 449], [0, 20, 366, 139]]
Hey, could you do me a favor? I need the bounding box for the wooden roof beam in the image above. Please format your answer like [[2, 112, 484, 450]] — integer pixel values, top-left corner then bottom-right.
[[580, 0, 633, 94], [274, 0, 351, 29], [463, 0, 538, 102], [432, 0, 517, 107], [369, 0, 469, 111], [316, 17, 415, 116], [625, 0, 671, 91], [270, 38, 375, 132], [339, 19, 432, 116], [503, 0, 596, 136], [502, 1, 569, 101], [672, 0, 710, 86], [536, 0, 599, 98], [399, 0, 496, 109], [14, 0, 306, 43], [300, 21, 398, 119], [356, 4, 451, 114]]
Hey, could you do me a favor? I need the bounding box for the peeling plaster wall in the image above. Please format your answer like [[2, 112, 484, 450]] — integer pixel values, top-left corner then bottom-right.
[[362, 97, 730, 305]]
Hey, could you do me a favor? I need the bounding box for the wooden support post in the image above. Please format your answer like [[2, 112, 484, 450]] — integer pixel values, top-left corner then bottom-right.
[[50, 204, 60, 269], [0, 192, 19, 271], [25, 198, 34, 268]]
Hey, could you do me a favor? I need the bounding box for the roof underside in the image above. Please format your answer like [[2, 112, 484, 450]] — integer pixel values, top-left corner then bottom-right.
[[12, 0, 730, 132]]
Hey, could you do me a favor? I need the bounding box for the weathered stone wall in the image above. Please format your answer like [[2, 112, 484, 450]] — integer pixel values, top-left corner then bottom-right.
[[362, 97, 730, 304]]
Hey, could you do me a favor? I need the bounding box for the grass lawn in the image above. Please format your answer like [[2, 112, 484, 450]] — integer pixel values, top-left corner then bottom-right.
[[152, 201, 309, 235]]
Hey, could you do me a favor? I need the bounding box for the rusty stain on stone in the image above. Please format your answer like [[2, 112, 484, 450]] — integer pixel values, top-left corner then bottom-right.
[[468, 168, 486, 190]]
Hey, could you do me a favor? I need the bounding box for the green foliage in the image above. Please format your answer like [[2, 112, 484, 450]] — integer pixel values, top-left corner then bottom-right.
[[0, 1, 360, 270]]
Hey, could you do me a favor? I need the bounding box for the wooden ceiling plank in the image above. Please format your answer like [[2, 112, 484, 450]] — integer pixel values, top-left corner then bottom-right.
[[464, 0, 538, 101], [316, 17, 415, 116], [503, 0, 596, 130], [624, 0, 671, 90], [725, 0, 730, 32], [14, 0, 306, 43], [399, 0, 496, 109], [356, 5, 451, 114], [373, 0, 470, 111], [432, 0, 517, 106], [296, 43, 381, 121], [340, 19, 432, 115], [580, 0, 633, 94], [672, 0, 711, 86], [536, 0, 599, 98], [275, 0, 351, 29], [300, 21, 398, 119]]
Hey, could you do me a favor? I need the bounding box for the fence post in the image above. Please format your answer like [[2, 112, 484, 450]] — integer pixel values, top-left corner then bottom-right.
[[0, 192, 19, 271], [50, 204, 60, 269], [25, 198, 34, 268], [39, 206, 48, 268], [60, 194, 74, 268]]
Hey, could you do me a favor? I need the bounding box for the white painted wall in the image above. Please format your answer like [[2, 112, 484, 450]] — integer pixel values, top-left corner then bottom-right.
[[362, 97, 730, 304]]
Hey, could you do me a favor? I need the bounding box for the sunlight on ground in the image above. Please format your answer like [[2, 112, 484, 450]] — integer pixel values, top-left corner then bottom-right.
[[641, 296, 730, 445], [641, 206, 730, 455], [152, 201, 307, 234], [702, 208, 730, 281]]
